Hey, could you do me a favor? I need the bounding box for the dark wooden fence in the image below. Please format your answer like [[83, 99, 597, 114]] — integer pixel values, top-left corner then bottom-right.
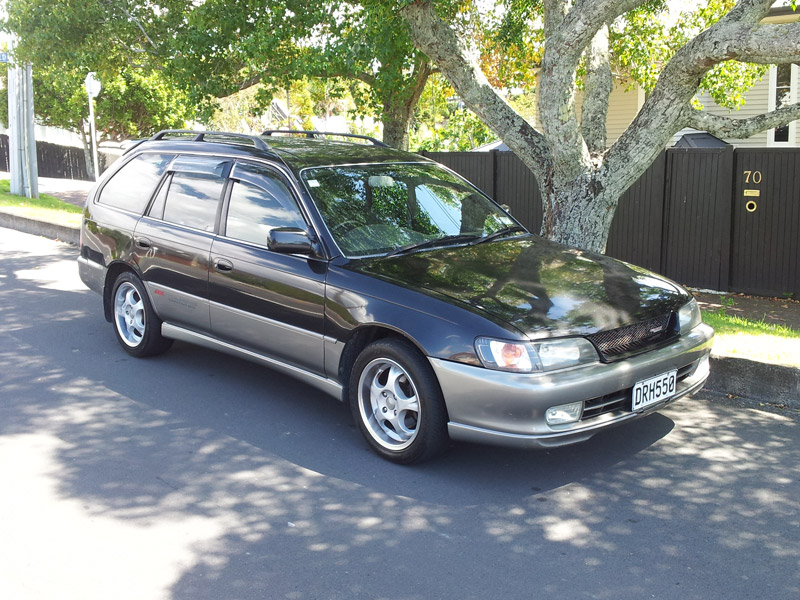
[[0, 134, 114, 180], [2, 135, 796, 296], [423, 147, 800, 297]]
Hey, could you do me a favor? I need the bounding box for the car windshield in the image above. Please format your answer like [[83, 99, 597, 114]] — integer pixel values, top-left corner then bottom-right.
[[301, 163, 522, 257]]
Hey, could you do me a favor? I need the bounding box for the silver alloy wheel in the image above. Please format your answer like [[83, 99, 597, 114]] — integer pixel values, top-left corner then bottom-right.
[[357, 357, 421, 451], [114, 281, 146, 347]]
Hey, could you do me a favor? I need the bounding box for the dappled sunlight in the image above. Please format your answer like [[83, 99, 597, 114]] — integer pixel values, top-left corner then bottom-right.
[[4, 340, 800, 597], [0, 433, 226, 600], [14, 259, 87, 292], [2, 229, 799, 598], [0, 230, 89, 334]]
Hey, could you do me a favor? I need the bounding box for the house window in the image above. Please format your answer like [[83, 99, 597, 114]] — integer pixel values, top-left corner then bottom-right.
[[769, 64, 798, 146]]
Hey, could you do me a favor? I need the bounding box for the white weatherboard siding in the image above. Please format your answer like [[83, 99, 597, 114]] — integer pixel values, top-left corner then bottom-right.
[[673, 75, 771, 148], [672, 67, 800, 148], [604, 83, 646, 147], [530, 79, 645, 150]]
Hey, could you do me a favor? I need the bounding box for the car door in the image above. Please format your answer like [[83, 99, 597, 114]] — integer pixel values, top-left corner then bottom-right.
[[134, 155, 231, 331], [208, 161, 327, 375]]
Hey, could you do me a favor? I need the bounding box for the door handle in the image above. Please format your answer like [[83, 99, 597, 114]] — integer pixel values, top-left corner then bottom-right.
[[213, 258, 234, 272], [135, 237, 152, 249]]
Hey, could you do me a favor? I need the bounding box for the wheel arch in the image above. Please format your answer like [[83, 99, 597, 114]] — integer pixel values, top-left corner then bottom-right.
[[103, 261, 142, 322], [337, 324, 430, 403]]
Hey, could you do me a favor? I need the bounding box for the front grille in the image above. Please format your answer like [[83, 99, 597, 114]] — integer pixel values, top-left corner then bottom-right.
[[580, 360, 698, 421], [586, 314, 675, 361]]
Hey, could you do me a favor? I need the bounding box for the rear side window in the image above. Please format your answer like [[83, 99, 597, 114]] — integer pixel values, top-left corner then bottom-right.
[[98, 153, 174, 213], [162, 173, 225, 232]]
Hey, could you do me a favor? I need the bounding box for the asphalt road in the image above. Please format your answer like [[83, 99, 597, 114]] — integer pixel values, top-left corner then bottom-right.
[[1, 226, 799, 600]]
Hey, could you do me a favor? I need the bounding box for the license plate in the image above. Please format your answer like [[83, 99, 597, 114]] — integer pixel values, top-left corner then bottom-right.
[[632, 370, 677, 412]]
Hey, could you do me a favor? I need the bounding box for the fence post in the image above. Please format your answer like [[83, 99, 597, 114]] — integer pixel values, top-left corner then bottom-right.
[[718, 145, 734, 292], [491, 149, 498, 201]]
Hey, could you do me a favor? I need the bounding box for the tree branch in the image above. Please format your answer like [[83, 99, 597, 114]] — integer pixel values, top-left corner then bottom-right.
[[684, 103, 800, 139], [602, 0, 784, 193], [543, 0, 568, 39], [538, 1, 647, 181], [406, 59, 433, 111], [119, 6, 159, 53], [551, 1, 648, 60], [353, 72, 377, 87], [581, 25, 612, 156], [402, 0, 551, 179], [729, 22, 800, 64]]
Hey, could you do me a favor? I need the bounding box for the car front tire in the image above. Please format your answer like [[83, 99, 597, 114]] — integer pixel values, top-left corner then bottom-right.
[[111, 272, 173, 357], [350, 338, 448, 464]]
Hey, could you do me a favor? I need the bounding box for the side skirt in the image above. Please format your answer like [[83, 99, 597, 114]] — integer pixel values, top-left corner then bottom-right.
[[161, 322, 344, 401]]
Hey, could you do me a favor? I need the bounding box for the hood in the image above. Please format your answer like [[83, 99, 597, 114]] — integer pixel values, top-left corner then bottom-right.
[[351, 236, 690, 338]]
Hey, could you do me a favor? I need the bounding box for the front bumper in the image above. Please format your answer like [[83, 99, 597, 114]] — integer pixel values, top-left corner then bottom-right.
[[430, 323, 714, 449]]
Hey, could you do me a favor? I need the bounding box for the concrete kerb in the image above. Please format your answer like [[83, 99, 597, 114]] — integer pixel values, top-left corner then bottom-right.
[[0, 215, 797, 409], [707, 356, 799, 409], [0, 211, 79, 246]]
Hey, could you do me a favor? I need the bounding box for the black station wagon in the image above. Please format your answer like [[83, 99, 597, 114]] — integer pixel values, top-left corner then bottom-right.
[[78, 130, 714, 463]]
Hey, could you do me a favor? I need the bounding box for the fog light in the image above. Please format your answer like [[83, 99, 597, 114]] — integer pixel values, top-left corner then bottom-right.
[[545, 402, 583, 425]]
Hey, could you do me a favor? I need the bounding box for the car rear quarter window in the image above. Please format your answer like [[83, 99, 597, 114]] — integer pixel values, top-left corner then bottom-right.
[[225, 166, 305, 246], [98, 153, 174, 213]]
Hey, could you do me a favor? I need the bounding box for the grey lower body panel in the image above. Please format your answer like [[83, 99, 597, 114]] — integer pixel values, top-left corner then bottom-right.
[[430, 323, 714, 449], [77, 256, 106, 295], [161, 322, 344, 401]]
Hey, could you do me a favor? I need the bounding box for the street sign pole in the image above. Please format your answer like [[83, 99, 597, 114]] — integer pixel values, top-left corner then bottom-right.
[[85, 72, 102, 181], [87, 93, 99, 181]]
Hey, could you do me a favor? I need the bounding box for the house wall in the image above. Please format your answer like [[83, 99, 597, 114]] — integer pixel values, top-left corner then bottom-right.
[[604, 83, 644, 147], [672, 75, 774, 148], [0, 124, 83, 148], [672, 67, 800, 148], [530, 80, 645, 150]]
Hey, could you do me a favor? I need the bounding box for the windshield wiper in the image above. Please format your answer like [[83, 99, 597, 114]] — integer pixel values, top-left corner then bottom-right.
[[386, 233, 480, 258], [470, 225, 527, 246]]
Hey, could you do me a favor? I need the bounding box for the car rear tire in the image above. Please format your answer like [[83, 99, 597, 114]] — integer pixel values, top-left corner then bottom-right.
[[350, 338, 448, 464], [111, 272, 173, 357]]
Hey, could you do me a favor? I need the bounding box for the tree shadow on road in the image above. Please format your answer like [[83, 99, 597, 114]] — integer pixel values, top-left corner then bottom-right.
[[2, 238, 799, 599]]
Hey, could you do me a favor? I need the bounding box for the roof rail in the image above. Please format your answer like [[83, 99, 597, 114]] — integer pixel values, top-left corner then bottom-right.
[[150, 129, 272, 152], [261, 129, 389, 148]]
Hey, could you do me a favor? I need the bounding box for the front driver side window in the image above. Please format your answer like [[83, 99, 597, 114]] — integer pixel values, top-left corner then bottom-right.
[[225, 166, 306, 246]]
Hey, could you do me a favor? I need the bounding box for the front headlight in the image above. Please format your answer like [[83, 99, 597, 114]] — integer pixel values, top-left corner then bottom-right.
[[475, 337, 598, 373], [678, 298, 702, 332]]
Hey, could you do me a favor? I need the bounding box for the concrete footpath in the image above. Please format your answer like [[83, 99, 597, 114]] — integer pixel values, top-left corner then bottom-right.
[[1, 176, 798, 409]]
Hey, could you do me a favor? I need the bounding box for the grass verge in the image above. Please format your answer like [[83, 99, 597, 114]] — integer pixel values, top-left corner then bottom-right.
[[0, 179, 83, 228], [702, 309, 800, 368]]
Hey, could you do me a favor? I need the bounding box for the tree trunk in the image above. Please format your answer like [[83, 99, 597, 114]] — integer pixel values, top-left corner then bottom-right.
[[379, 59, 432, 151], [401, 0, 800, 255], [381, 104, 413, 151], [541, 170, 621, 254]]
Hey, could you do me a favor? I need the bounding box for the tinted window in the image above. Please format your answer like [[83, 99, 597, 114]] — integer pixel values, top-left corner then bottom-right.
[[162, 173, 224, 232], [98, 153, 174, 213], [302, 163, 517, 257], [146, 173, 171, 220], [225, 171, 305, 246]]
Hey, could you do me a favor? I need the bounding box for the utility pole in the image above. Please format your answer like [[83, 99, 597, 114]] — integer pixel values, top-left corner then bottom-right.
[[6, 45, 38, 198]]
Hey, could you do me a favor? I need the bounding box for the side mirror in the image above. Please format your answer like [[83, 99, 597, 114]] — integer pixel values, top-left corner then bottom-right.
[[267, 227, 315, 255]]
